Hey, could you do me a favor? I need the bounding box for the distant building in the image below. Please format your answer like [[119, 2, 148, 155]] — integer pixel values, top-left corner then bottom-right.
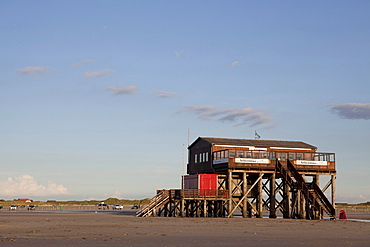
[[16, 198, 33, 203]]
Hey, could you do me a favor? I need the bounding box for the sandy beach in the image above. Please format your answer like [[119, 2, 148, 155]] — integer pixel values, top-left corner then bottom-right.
[[0, 210, 369, 247]]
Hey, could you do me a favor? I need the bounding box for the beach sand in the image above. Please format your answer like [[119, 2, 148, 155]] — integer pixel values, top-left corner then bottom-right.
[[0, 211, 369, 246]]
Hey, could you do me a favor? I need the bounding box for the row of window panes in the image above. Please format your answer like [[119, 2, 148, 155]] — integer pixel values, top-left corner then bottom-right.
[[213, 150, 335, 161], [195, 152, 209, 163], [214, 150, 229, 160]]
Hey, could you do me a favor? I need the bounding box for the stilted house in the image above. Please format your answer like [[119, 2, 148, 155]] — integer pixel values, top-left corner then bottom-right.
[[137, 137, 336, 220]]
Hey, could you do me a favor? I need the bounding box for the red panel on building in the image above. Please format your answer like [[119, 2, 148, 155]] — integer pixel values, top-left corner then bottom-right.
[[183, 174, 218, 189]]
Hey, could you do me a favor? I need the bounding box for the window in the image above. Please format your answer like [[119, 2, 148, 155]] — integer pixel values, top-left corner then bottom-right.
[[278, 153, 287, 161], [238, 151, 244, 158], [206, 152, 209, 162], [296, 153, 302, 160], [246, 152, 252, 158], [289, 153, 295, 160], [229, 151, 235, 158], [269, 152, 275, 159], [253, 152, 260, 159], [261, 152, 267, 159], [195, 154, 198, 163], [328, 154, 335, 162]]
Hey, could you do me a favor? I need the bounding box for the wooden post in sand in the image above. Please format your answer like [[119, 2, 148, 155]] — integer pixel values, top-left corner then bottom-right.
[[180, 199, 185, 217], [242, 172, 248, 218], [203, 199, 207, 217], [228, 171, 233, 217], [299, 190, 305, 219], [331, 174, 336, 210], [269, 173, 276, 218], [283, 178, 290, 218], [257, 173, 263, 218]]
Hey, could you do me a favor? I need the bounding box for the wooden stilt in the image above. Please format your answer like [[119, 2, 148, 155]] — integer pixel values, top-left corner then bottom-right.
[[257, 173, 263, 218], [269, 173, 276, 218], [228, 171, 233, 217], [243, 172, 248, 218], [331, 174, 336, 211]]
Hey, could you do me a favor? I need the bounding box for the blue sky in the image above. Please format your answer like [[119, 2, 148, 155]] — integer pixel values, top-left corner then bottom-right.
[[1, 1, 369, 203]]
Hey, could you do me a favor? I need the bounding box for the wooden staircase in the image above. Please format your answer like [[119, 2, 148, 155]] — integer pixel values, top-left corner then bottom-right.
[[136, 190, 170, 217], [276, 160, 336, 219]]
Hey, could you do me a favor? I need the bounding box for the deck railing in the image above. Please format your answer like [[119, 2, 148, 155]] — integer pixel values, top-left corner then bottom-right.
[[213, 150, 335, 163], [164, 189, 229, 199]]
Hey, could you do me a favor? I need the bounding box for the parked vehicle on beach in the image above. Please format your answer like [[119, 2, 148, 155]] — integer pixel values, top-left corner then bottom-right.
[[131, 203, 140, 209], [97, 203, 108, 210], [9, 205, 17, 210], [112, 204, 123, 210], [27, 205, 36, 210]]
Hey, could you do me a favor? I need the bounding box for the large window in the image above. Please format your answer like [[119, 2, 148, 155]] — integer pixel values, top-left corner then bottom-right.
[[296, 153, 302, 160]]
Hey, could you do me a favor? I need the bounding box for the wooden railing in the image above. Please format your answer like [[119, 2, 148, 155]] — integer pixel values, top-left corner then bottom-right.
[[286, 160, 336, 219], [168, 189, 229, 199]]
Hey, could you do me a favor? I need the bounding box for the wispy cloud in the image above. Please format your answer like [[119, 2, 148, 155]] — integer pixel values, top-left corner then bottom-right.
[[152, 91, 181, 98], [72, 59, 95, 66], [0, 175, 69, 197], [331, 103, 370, 120], [231, 61, 239, 67], [18, 66, 49, 75], [179, 105, 273, 127], [105, 85, 138, 95], [175, 51, 185, 58], [84, 69, 114, 78]]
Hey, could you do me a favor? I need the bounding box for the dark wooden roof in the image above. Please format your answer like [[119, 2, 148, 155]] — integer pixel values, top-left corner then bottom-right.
[[189, 137, 317, 150]]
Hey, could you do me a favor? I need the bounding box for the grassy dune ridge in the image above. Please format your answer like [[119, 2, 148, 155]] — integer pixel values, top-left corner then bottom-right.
[[0, 197, 150, 207]]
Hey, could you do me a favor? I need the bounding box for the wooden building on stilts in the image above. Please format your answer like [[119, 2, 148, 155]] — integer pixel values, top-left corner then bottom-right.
[[136, 137, 337, 220]]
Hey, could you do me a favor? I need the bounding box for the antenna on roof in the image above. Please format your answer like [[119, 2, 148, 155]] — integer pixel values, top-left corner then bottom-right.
[[188, 128, 190, 146]]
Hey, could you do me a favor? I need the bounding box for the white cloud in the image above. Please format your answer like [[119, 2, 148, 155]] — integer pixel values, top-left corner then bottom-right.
[[18, 66, 49, 75], [72, 59, 95, 66], [179, 105, 273, 127], [105, 85, 138, 95], [0, 175, 69, 197], [83, 69, 114, 77], [175, 51, 185, 58], [231, 61, 239, 67], [152, 91, 181, 98], [331, 103, 370, 120], [105, 191, 123, 199]]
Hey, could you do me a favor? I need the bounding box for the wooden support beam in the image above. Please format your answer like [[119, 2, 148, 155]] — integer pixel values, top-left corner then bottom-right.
[[331, 174, 336, 210], [283, 178, 290, 218], [228, 173, 264, 218], [242, 172, 248, 218], [228, 171, 233, 217], [313, 174, 320, 187], [269, 173, 277, 218], [257, 173, 263, 218], [322, 179, 332, 193]]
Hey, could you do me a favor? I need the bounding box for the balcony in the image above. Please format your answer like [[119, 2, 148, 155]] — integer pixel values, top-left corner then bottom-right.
[[212, 149, 336, 173]]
